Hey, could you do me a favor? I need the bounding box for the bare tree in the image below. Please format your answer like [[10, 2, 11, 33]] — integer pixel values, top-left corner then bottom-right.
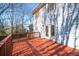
[[0, 4, 10, 35]]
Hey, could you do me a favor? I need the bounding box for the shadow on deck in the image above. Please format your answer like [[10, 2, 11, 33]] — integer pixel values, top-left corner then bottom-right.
[[12, 38, 79, 56]]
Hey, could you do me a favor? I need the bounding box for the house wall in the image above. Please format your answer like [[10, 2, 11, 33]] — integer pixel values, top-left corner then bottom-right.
[[33, 4, 47, 38], [33, 3, 79, 49], [55, 3, 79, 49]]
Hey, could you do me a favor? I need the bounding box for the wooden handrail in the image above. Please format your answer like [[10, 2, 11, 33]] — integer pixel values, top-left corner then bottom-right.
[[0, 34, 12, 56]]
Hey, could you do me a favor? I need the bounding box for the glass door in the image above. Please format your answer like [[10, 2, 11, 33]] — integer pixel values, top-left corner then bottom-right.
[[46, 26, 48, 37]]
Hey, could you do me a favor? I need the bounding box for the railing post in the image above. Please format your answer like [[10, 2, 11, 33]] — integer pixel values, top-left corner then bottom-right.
[[0, 34, 12, 56], [5, 43, 6, 56]]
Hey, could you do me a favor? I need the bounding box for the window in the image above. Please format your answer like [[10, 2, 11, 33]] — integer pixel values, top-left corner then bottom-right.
[[51, 25, 54, 36]]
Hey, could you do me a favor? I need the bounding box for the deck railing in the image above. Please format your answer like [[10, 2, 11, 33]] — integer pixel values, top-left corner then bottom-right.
[[12, 32, 40, 39], [0, 34, 12, 56], [0, 36, 7, 41], [26, 32, 41, 39], [0, 32, 40, 56]]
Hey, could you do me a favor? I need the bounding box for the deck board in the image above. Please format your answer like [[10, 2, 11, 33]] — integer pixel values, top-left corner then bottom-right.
[[12, 38, 79, 56]]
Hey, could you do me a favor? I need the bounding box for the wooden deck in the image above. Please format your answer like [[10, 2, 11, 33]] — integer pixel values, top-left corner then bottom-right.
[[12, 38, 79, 56]]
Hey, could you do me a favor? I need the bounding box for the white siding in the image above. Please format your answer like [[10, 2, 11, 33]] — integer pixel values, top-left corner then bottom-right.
[[56, 4, 79, 49], [33, 3, 79, 49]]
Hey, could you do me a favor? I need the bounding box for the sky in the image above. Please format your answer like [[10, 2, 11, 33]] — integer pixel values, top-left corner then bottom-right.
[[22, 3, 38, 25], [0, 3, 38, 27], [23, 3, 38, 15]]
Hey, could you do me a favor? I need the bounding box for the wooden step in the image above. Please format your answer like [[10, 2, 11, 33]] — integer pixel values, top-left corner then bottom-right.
[[38, 41, 55, 51], [40, 44, 59, 54], [42, 45, 66, 56]]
